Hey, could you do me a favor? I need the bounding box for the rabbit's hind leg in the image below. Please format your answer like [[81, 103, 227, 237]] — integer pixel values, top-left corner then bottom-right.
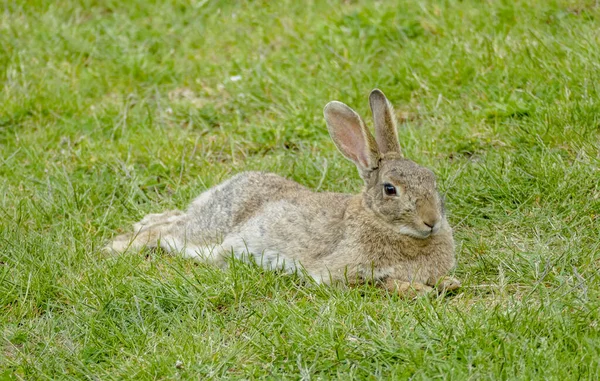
[[106, 210, 225, 266], [106, 210, 185, 254]]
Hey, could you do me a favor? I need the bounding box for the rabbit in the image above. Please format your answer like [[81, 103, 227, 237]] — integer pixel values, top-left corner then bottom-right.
[[106, 89, 460, 296]]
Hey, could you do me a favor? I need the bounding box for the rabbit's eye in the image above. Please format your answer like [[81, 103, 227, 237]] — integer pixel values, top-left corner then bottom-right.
[[383, 183, 397, 196]]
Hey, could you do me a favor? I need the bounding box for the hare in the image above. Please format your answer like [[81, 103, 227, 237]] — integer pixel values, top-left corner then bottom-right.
[[107, 89, 460, 296]]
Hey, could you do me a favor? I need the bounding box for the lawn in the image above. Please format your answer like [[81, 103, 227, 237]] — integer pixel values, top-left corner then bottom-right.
[[1, 0, 600, 379]]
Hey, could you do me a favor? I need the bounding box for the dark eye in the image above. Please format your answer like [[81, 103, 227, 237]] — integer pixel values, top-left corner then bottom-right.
[[383, 183, 397, 196]]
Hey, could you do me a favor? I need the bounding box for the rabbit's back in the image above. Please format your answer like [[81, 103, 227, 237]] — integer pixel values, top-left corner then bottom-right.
[[185, 171, 313, 240]]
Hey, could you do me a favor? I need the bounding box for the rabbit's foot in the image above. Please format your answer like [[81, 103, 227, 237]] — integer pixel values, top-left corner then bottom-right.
[[434, 276, 461, 292], [384, 279, 433, 298], [103, 233, 134, 253], [105, 210, 186, 254]]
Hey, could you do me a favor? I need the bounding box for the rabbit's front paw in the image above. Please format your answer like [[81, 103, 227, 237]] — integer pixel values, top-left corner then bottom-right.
[[434, 276, 461, 292], [384, 279, 433, 298]]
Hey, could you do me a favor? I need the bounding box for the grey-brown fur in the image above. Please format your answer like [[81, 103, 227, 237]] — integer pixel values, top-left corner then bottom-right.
[[107, 89, 460, 296]]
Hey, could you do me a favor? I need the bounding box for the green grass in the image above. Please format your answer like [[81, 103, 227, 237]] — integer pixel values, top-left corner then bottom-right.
[[2, 0, 600, 379]]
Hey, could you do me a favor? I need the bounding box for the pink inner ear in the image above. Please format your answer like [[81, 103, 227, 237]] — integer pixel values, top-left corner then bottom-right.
[[325, 101, 378, 170], [333, 122, 367, 168]]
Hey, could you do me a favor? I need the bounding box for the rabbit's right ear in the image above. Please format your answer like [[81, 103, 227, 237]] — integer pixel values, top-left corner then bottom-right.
[[324, 101, 380, 174], [369, 89, 401, 155]]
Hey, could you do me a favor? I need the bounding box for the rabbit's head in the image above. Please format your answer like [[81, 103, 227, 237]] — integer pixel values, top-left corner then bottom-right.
[[324, 89, 445, 239]]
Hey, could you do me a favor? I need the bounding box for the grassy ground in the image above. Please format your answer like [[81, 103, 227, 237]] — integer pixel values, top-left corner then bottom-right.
[[2, 0, 600, 379]]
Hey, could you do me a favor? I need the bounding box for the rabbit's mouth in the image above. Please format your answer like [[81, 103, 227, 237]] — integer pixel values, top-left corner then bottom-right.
[[396, 225, 435, 239]]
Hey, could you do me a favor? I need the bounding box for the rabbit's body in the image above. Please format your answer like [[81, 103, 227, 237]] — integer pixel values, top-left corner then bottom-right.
[[108, 90, 460, 294]]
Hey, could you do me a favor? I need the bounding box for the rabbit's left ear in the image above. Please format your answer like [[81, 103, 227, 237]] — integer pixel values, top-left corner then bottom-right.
[[324, 101, 380, 177], [369, 89, 401, 155]]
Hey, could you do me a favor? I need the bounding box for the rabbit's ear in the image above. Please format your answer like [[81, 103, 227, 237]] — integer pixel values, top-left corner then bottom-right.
[[324, 101, 380, 173], [369, 89, 401, 155]]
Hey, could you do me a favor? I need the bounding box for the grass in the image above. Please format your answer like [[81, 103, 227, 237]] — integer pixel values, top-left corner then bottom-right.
[[1, 0, 600, 379]]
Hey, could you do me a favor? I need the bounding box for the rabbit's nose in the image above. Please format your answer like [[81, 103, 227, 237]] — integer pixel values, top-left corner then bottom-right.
[[421, 212, 441, 231]]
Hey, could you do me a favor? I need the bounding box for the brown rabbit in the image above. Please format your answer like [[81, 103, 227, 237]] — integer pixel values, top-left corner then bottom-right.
[[107, 89, 460, 296]]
